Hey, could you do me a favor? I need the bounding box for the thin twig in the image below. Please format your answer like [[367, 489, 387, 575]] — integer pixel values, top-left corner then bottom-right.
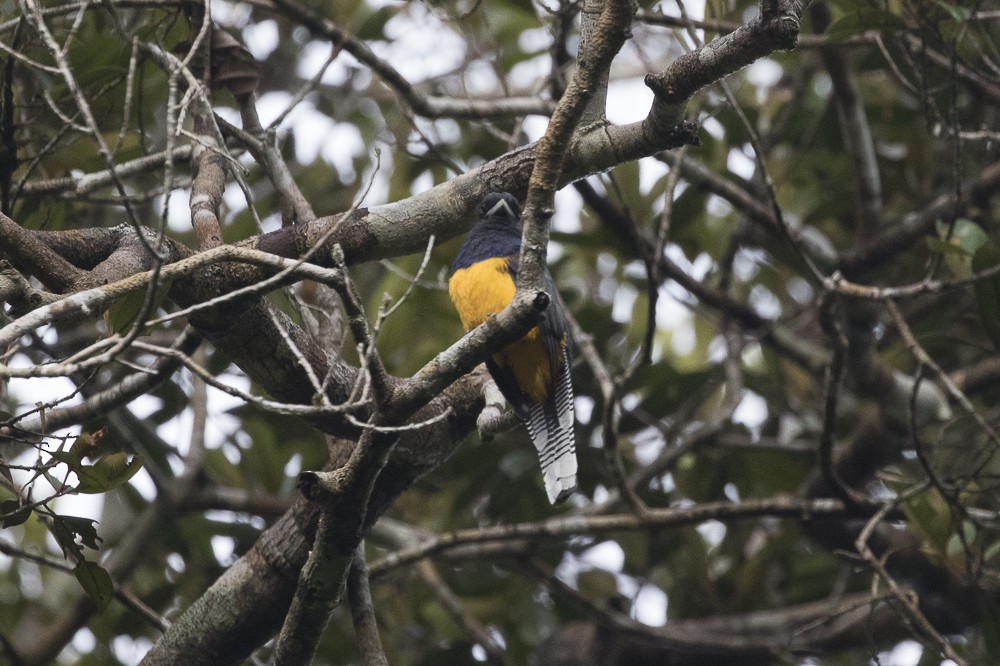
[[854, 491, 967, 666], [370, 497, 852, 576], [886, 299, 1000, 472]]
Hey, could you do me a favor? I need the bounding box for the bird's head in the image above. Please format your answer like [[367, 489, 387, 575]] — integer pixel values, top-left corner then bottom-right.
[[478, 192, 521, 221]]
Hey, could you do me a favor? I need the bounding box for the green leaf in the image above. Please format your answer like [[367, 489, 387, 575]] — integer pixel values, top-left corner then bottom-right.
[[42, 467, 69, 494], [624, 363, 717, 429], [76, 453, 143, 494], [0, 456, 14, 486], [1, 499, 31, 528], [951, 218, 989, 256], [51, 517, 83, 559], [903, 489, 952, 553], [70, 428, 105, 462], [49, 448, 83, 471], [354, 5, 394, 40], [577, 569, 619, 601], [203, 448, 244, 488], [51, 514, 103, 557], [74, 560, 114, 611], [105, 279, 172, 334], [925, 236, 971, 258], [985, 539, 1000, 564], [826, 10, 905, 41], [928, 219, 988, 278], [982, 598, 1000, 661], [972, 241, 1000, 352], [934, 0, 971, 21]]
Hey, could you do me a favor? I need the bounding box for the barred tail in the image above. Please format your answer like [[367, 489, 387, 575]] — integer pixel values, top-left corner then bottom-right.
[[525, 349, 577, 504]]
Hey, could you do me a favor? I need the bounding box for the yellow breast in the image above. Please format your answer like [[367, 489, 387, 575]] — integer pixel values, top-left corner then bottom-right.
[[449, 257, 554, 404], [449, 257, 517, 331]]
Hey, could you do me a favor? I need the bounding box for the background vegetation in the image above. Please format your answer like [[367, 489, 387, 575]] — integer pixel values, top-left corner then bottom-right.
[[1, 0, 999, 664]]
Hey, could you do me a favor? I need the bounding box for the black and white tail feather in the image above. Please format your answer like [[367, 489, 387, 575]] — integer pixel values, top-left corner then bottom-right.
[[525, 346, 577, 504]]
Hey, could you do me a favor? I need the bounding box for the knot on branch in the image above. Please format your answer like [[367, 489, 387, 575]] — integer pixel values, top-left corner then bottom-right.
[[298, 471, 324, 501], [0, 260, 60, 316], [330, 243, 347, 269], [664, 121, 702, 150], [643, 72, 678, 104], [768, 15, 801, 51], [298, 469, 345, 501], [126, 223, 166, 246], [532, 290, 551, 312]]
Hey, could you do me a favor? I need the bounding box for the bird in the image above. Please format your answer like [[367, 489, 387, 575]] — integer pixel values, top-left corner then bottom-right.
[[448, 192, 578, 504]]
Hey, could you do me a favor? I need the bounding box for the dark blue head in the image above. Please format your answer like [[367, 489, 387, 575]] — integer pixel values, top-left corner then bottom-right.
[[478, 192, 521, 221], [452, 192, 523, 272]]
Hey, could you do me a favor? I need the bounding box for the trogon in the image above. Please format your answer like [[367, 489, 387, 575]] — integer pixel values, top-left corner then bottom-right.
[[448, 192, 578, 504]]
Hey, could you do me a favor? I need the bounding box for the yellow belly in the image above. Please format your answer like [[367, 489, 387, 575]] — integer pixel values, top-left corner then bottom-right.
[[449, 258, 552, 403], [449, 257, 516, 331], [494, 333, 552, 404]]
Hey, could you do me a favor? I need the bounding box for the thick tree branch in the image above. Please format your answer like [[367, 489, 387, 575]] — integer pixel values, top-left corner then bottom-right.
[[0, 213, 87, 292], [139, 371, 485, 665]]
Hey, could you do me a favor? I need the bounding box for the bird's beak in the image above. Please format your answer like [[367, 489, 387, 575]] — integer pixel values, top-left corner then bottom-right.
[[487, 198, 514, 218]]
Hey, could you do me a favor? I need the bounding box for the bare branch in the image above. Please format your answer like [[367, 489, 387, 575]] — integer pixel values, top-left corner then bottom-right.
[[347, 545, 388, 666], [369, 497, 852, 576]]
